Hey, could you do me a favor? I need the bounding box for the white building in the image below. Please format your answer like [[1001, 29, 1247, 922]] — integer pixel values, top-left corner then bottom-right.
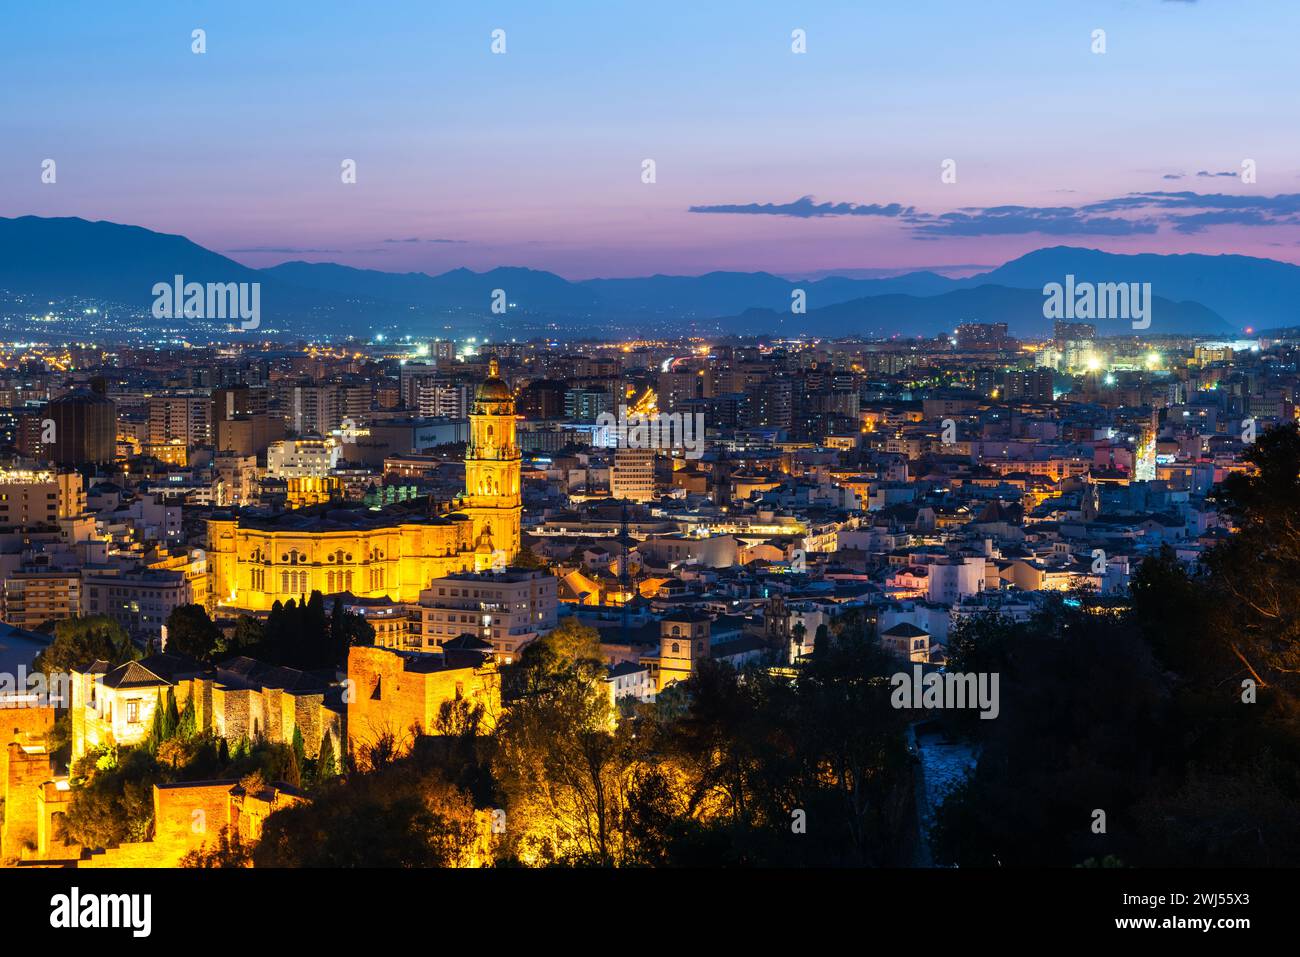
[[604, 661, 654, 705], [611, 447, 656, 502], [926, 556, 986, 605], [266, 437, 342, 478]]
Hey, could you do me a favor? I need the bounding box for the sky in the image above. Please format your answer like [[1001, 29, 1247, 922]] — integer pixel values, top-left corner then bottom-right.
[[2, 0, 1299, 279]]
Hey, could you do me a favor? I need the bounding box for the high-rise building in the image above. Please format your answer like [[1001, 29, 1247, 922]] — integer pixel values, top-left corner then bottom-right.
[[658, 368, 710, 413], [956, 323, 1011, 351], [280, 381, 341, 436], [1053, 321, 1096, 348], [611, 447, 656, 502], [81, 568, 192, 643], [742, 378, 792, 429], [45, 381, 116, 467], [213, 385, 282, 457], [1003, 368, 1054, 403], [518, 379, 567, 420], [565, 388, 613, 422], [148, 392, 211, 448]]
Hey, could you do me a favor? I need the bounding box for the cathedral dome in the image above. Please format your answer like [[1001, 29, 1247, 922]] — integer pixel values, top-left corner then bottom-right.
[[476, 357, 512, 403]]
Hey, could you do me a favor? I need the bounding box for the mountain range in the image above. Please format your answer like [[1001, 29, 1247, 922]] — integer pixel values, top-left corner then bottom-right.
[[1, 215, 1289, 339]]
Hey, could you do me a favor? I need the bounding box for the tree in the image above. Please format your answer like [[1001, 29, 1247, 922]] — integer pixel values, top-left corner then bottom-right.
[[63, 747, 160, 849], [791, 622, 807, 656], [148, 691, 166, 752], [254, 757, 481, 867], [513, 545, 548, 570], [1203, 422, 1300, 701], [226, 616, 265, 656], [180, 825, 252, 868], [176, 695, 196, 740], [250, 591, 371, 669], [812, 623, 829, 658], [34, 616, 137, 676], [163, 605, 222, 661], [163, 688, 180, 739], [317, 733, 338, 783], [494, 619, 630, 864]]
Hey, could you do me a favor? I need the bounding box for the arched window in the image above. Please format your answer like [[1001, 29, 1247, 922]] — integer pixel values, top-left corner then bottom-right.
[[671, 642, 680, 654]]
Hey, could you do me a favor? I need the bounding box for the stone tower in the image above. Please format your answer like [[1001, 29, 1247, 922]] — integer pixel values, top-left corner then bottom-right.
[[655, 612, 711, 691], [463, 358, 521, 566]]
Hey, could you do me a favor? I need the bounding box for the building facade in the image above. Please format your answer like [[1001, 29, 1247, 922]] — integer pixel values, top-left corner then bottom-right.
[[417, 569, 558, 661], [206, 365, 523, 612]]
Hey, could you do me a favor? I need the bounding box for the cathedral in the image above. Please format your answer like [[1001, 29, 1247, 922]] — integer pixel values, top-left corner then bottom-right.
[[207, 360, 522, 611]]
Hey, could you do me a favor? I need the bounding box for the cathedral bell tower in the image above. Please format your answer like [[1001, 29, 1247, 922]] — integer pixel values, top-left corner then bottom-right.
[[463, 357, 522, 566]]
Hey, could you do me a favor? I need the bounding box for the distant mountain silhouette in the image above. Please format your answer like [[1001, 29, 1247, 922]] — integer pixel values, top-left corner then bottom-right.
[[967, 246, 1300, 329], [578, 270, 955, 315], [0, 216, 1280, 336], [721, 285, 1232, 339], [0, 215, 314, 307], [264, 261, 603, 313]]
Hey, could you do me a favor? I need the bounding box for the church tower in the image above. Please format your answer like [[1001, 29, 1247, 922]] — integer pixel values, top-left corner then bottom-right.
[[463, 358, 521, 567]]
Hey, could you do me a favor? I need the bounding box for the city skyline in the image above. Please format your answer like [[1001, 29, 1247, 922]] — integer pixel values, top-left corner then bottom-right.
[[0, 2, 1294, 929]]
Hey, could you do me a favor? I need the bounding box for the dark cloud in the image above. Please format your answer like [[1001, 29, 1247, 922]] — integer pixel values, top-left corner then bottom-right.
[[905, 205, 1158, 237], [688, 195, 913, 218], [226, 246, 343, 253], [1197, 170, 1239, 178], [686, 191, 1300, 239], [1162, 173, 1184, 180], [380, 237, 467, 244]]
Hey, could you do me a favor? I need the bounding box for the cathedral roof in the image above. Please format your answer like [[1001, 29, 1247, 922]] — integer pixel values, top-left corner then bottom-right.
[[476, 357, 512, 403]]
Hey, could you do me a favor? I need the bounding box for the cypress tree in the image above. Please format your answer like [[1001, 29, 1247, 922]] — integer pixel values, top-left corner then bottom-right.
[[177, 694, 196, 739], [162, 687, 180, 740], [148, 691, 165, 752], [317, 732, 337, 781], [286, 746, 302, 789], [814, 624, 830, 658]]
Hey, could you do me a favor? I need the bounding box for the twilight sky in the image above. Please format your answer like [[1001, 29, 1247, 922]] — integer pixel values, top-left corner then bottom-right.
[[2, 0, 1298, 279]]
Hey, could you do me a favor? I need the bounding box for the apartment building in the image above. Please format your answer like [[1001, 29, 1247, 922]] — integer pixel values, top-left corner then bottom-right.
[[418, 569, 558, 662], [0, 469, 85, 526], [82, 568, 191, 644]]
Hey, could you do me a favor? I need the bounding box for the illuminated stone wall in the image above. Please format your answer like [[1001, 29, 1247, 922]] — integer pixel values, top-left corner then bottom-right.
[[346, 645, 500, 760]]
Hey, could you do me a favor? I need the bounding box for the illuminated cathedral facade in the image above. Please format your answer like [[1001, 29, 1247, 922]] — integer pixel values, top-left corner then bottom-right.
[[207, 361, 521, 612]]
